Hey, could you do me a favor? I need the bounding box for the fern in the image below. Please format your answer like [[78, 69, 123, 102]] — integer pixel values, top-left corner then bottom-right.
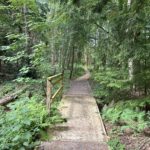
[[102, 98, 149, 132]]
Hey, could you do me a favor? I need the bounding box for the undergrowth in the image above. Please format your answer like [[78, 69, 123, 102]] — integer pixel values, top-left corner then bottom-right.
[[92, 69, 130, 102], [0, 97, 64, 150], [0, 98, 47, 150], [91, 69, 150, 150], [72, 64, 85, 79], [0, 82, 18, 98], [108, 138, 125, 150], [0, 80, 64, 150], [92, 70, 150, 133], [102, 98, 150, 132]]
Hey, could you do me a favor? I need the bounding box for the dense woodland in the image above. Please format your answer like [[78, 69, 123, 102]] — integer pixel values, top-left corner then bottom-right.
[[0, 0, 150, 149]]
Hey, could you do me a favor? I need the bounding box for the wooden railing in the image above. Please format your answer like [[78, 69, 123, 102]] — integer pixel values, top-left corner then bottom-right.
[[46, 73, 63, 113]]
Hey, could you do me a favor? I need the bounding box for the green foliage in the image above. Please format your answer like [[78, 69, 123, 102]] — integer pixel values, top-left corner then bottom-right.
[[31, 42, 57, 78], [49, 100, 65, 124], [108, 138, 125, 150], [0, 78, 64, 150], [19, 66, 31, 76], [0, 1, 149, 150], [102, 98, 150, 132], [0, 98, 48, 149], [0, 82, 17, 98], [72, 64, 85, 78], [0, 96, 64, 150], [92, 68, 130, 102], [0, 0, 51, 79]]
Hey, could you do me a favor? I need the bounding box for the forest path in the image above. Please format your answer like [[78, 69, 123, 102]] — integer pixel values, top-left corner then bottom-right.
[[41, 72, 108, 150]]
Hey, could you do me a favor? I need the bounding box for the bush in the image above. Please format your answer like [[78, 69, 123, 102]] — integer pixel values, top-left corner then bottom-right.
[[72, 64, 85, 78], [0, 82, 17, 98], [92, 68, 130, 102], [102, 99, 150, 132], [0, 98, 50, 150]]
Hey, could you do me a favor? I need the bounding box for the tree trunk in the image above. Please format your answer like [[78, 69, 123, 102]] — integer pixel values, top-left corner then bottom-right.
[[128, 58, 133, 80], [0, 87, 27, 106]]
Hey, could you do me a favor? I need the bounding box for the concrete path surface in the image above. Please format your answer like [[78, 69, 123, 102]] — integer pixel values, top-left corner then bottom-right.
[[40, 73, 109, 150]]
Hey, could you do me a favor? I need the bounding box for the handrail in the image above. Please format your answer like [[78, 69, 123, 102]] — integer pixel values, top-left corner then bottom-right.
[[47, 73, 63, 81], [46, 73, 63, 114]]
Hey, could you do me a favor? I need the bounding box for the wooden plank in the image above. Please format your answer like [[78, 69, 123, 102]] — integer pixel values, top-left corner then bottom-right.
[[48, 73, 63, 81], [51, 86, 63, 100], [40, 141, 108, 150], [46, 73, 63, 113], [46, 80, 52, 114]]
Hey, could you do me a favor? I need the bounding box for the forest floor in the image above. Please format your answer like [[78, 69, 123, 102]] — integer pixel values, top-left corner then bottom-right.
[[105, 122, 150, 150]]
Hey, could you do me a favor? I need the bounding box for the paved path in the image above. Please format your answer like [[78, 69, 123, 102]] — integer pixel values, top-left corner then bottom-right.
[[40, 73, 108, 150]]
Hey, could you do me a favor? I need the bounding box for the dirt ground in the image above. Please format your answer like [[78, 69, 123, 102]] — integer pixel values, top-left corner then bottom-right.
[[105, 122, 150, 150]]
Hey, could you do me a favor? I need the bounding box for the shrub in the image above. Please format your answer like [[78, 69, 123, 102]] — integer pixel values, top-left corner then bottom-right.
[[0, 97, 52, 150], [102, 99, 150, 132], [0, 82, 17, 98], [92, 68, 130, 102]]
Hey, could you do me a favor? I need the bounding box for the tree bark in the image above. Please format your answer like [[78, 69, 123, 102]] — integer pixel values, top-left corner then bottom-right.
[[0, 87, 27, 106]]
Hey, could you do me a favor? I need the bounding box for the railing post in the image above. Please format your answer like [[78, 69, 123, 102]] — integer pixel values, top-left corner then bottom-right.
[[46, 73, 63, 114], [46, 79, 52, 114], [61, 73, 64, 95]]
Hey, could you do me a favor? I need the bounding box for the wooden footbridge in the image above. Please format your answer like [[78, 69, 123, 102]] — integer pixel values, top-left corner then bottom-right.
[[40, 71, 109, 150]]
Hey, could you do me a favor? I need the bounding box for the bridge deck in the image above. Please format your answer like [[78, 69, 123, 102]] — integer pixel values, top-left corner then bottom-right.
[[40, 74, 108, 150]]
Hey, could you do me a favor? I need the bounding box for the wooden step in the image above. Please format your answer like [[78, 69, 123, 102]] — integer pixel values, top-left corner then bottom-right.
[[39, 141, 108, 150]]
